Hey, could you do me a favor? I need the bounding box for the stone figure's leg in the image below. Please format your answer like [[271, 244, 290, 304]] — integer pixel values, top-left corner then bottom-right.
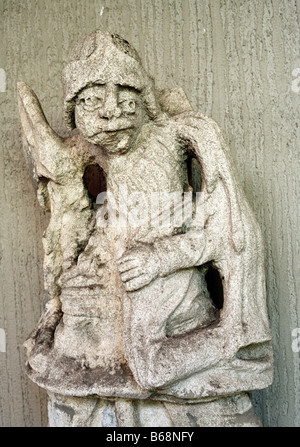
[[48, 393, 260, 427], [163, 393, 262, 427], [116, 396, 261, 427], [114, 399, 173, 427], [47, 394, 173, 427], [47, 393, 118, 427], [134, 400, 174, 427]]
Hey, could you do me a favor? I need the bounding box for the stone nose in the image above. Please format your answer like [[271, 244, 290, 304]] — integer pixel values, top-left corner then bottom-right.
[[99, 84, 121, 119]]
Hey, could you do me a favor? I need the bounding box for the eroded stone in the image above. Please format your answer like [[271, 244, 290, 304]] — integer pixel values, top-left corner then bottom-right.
[[18, 30, 273, 427]]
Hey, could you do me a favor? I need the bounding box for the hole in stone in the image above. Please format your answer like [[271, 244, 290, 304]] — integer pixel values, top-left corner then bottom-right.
[[83, 164, 107, 202], [186, 154, 202, 193], [205, 264, 224, 310]]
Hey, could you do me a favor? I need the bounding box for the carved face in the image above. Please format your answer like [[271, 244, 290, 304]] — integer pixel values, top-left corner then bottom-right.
[[74, 83, 144, 153]]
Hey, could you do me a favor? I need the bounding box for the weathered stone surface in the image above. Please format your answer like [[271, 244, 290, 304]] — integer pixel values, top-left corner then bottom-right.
[[47, 392, 262, 427], [18, 30, 273, 426]]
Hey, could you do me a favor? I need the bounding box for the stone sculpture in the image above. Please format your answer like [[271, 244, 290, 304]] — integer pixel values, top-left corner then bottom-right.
[[18, 31, 273, 427]]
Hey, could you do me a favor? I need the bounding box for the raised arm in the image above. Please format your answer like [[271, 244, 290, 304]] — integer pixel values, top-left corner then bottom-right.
[[17, 81, 64, 182]]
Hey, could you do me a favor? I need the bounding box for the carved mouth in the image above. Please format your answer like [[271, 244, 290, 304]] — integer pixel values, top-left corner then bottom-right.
[[100, 125, 133, 133], [101, 129, 124, 134], [97, 118, 134, 134], [90, 127, 133, 140]]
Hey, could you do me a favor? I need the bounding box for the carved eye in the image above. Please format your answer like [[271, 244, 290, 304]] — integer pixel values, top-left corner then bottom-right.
[[120, 99, 136, 113], [127, 100, 135, 111], [76, 97, 85, 105], [76, 93, 104, 111]]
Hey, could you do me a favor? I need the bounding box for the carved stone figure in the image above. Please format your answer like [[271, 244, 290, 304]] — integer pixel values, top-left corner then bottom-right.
[[18, 31, 273, 427]]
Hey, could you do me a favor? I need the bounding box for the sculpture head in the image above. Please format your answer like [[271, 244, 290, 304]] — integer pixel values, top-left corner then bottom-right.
[[62, 31, 161, 153]]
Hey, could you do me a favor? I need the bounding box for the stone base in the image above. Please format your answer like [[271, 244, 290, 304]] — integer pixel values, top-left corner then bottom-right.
[[47, 392, 261, 427]]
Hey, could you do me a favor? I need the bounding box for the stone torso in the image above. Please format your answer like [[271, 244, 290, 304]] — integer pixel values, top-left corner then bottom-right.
[[53, 121, 215, 378]]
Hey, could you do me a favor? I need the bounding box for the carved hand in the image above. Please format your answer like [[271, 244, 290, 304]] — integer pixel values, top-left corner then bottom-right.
[[117, 246, 161, 292]]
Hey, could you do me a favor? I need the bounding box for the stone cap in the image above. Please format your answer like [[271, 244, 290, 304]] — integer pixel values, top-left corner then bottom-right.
[[62, 31, 160, 128]]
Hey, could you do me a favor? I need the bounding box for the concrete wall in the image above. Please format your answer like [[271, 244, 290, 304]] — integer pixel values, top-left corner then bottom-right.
[[0, 0, 299, 426]]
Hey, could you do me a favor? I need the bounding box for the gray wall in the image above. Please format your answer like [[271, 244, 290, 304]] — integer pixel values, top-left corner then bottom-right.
[[0, 0, 299, 427]]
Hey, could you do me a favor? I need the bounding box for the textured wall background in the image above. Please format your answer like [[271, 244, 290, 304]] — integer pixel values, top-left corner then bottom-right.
[[0, 0, 299, 427]]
